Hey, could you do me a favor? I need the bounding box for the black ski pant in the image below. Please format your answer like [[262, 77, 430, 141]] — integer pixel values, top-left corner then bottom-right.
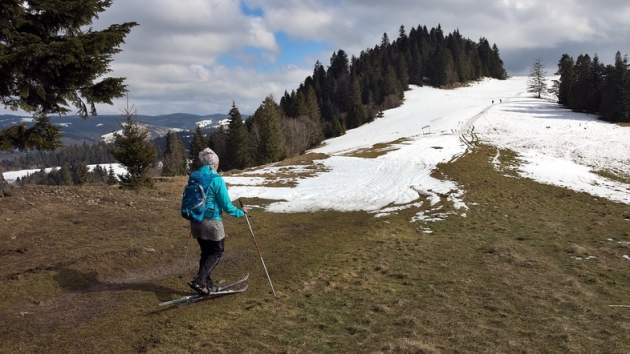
[[195, 238, 224, 287]]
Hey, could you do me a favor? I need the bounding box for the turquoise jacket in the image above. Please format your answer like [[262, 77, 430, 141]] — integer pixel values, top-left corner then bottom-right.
[[189, 165, 245, 221]]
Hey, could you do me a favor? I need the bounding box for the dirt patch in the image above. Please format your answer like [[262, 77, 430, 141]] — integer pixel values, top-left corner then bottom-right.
[[343, 138, 411, 158], [227, 153, 330, 187]]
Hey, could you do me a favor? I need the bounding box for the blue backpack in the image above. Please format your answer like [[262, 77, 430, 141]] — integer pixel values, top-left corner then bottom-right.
[[181, 178, 209, 223]]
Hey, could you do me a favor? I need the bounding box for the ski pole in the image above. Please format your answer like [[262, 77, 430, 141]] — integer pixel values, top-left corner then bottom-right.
[[240, 200, 277, 297]]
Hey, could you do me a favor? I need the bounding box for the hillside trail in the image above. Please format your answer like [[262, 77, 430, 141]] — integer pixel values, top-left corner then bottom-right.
[[457, 92, 526, 148]]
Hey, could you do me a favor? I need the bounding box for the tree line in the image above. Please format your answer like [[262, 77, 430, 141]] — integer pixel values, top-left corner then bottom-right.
[[193, 25, 507, 171], [554, 51, 630, 123], [1, 142, 115, 171], [15, 164, 118, 186]]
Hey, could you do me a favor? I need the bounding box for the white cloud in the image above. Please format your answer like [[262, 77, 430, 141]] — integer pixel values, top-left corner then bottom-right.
[[3, 0, 630, 116]]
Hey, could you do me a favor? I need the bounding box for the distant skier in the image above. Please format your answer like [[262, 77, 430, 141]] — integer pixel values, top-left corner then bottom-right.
[[185, 148, 248, 295]]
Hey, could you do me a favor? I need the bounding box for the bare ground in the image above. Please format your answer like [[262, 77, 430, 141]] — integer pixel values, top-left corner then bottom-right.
[[0, 145, 629, 353]]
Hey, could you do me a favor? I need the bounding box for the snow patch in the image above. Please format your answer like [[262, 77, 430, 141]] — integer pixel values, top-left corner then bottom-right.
[[3, 163, 127, 183], [101, 129, 122, 143], [476, 92, 630, 205], [2, 167, 60, 182], [230, 78, 527, 219], [224, 176, 269, 186]]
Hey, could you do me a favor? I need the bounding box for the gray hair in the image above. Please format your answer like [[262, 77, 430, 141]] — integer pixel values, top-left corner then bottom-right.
[[199, 148, 219, 169]]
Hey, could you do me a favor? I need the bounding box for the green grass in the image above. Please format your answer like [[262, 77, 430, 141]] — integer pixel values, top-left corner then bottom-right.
[[0, 146, 629, 353]]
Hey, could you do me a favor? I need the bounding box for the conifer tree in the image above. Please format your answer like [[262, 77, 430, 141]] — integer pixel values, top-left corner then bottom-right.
[[304, 87, 324, 145], [572, 54, 593, 111], [528, 58, 547, 98], [252, 97, 286, 164], [61, 163, 73, 185], [0, 172, 8, 196], [208, 128, 228, 169], [190, 126, 208, 171], [588, 55, 604, 112], [600, 52, 628, 122], [110, 109, 156, 188], [162, 131, 187, 176], [72, 162, 89, 185], [107, 166, 118, 185], [226, 103, 251, 170], [0, 0, 136, 151], [381, 33, 390, 47], [347, 78, 367, 129], [555, 54, 575, 105]]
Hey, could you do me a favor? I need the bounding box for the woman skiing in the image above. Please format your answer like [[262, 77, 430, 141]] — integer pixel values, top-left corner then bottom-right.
[[187, 147, 248, 295]]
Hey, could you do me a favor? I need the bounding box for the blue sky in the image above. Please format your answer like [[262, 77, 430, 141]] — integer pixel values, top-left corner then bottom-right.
[[218, 31, 331, 73]]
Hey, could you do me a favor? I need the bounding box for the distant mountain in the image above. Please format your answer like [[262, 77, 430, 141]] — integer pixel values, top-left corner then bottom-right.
[[0, 113, 229, 145]]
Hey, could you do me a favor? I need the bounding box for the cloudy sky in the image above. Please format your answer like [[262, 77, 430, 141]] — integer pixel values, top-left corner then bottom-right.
[[5, 0, 630, 116]]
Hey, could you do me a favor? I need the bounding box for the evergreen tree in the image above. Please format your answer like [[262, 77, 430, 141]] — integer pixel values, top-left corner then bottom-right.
[[0, 0, 136, 151], [383, 65, 401, 98], [555, 54, 575, 105], [110, 110, 156, 188], [304, 86, 324, 146], [381, 32, 390, 47], [490, 44, 508, 79], [107, 166, 118, 185], [346, 78, 367, 129], [226, 103, 251, 170], [587, 55, 604, 112], [162, 131, 187, 176], [528, 58, 547, 98], [572, 54, 593, 111], [208, 128, 228, 170], [72, 162, 89, 185], [0, 171, 9, 197], [251, 96, 286, 164], [190, 126, 208, 171], [60, 163, 73, 185], [600, 52, 628, 122], [396, 54, 410, 92]]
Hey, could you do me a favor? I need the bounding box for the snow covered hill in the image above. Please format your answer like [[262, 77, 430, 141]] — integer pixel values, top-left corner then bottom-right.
[[476, 95, 630, 204], [227, 76, 630, 220]]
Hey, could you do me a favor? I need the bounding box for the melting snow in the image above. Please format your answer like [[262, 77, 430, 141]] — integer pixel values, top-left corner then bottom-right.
[[476, 91, 630, 205], [231, 78, 527, 220]]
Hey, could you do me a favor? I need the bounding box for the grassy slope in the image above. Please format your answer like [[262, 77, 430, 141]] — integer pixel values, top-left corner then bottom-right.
[[0, 146, 629, 353]]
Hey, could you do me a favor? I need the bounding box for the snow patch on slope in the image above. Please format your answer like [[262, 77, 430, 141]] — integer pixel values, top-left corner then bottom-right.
[[230, 78, 526, 220], [476, 94, 630, 205]]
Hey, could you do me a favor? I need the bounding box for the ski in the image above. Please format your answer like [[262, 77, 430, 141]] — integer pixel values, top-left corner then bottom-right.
[[158, 273, 249, 307], [217, 273, 249, 291]]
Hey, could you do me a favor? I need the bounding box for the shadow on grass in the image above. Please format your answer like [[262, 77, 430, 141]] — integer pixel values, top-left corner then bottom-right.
[[53, 268, 189, 302]]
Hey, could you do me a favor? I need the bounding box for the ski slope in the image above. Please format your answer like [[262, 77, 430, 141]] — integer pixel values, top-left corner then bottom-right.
[[476, 95, 630, 204], [229, 77, 526, 220], [229, 76, 630, 218]]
